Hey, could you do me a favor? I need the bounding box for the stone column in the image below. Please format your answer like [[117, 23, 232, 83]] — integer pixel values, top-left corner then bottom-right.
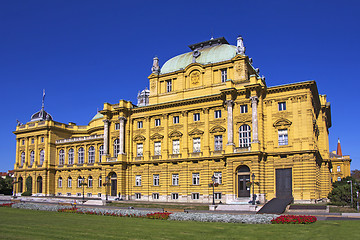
[[182, 111, 188, 158], [203, 108, 210, 156], [225, 100, 235, 146], [103, 119, 110, 155], [250, 96, 259, 143], [119, 116, 126, 155], [163, 114, 168, 158]]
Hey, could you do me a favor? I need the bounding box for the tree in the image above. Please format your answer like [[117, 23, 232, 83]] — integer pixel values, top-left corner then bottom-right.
[[351, 169, 360, 181], [328, 176, 360, 208], [0, 176, 13, 195]]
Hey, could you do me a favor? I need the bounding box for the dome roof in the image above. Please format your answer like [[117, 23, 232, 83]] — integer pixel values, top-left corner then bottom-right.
[[30, 108, 53, 122], [161, 44, 237, 74], [90, 112, 104, 121]]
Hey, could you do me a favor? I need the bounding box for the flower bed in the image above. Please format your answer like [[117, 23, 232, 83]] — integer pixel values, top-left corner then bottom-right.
[[271, 215, 317, 224], [0, 202, 14, 207], [146, 212, 172, 220]]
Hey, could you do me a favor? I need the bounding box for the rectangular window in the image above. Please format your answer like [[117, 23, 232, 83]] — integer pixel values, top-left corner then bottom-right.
[[214, 110, 221, 119], [135, 193, 141, 199], [154, 141, 161, 155], [240, 105, 248, 113], [77, 193, 81, 197], [337, 177, 341, 181], [214, 135, 223, 151], [22, 139, 25, 145], [192, 173, 200, 185], [137, 121, 143, 129], [67, 193, 71, 196], [192, 193, 200, 200], [221, 69, 227, 82], [214, 192, 222, 200], [171, 193, 179, 200], [68, 178, 72, 188], [166, 80, 172, 92], [172, 174, 179, 186], [41, 137, 44, 143], [98, 177, 102, 188], [87, 193, 92, 197], [58, 178, 62, 188], [135, 175, 142, 186], [173, 116, 179, 124], [172, 140, 180, 154], [152, 193, 159, 200], [214, 172, 222, 184], [193, 138, 201, 152], [31, 138, 34, 144], [98, 193, 102, 198], [115, 123, 120, 130], [278, 129, 288, 146], [337, 166, 341, 172], [137, 143, 143, 157], [155, 119, 161, 126], [278, 102, 286, 111], [193, 113, 200, 121], [153, 174, 159, 186]]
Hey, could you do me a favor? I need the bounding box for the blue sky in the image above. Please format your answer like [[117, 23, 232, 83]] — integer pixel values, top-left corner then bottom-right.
[[0, 0, 359, 171]]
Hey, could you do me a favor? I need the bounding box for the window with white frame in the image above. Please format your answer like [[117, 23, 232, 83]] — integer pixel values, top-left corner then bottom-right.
[[192, 173, 200, 185], [77, 193, 81, 196], [278, 102, 286, 111], [155, 119, 161, 126], [31, 138, 34, 144], [173, 116, 179, 124], [193, 138, 201, 152], [67, 192, 71, 196], [22, 139, 25, 145], [337, 166, 341, 172], [98, 193, 101, 197], [240, 104, 248, 113], [88, 146, 95, 163], [39, 150, 45, 165], [88, 176, 93, 187], [153, 174, 160, 186], [239, 125, 251, 147], [137, 143, 143, 157], [172, 174, 179, 186], [214, 110, 222, 119], [137, 121, 143, 129], [20, 152, 25, 166], [214, 172, 222, 184], [135, 193, 141, 199], [337, 177, 341, 181], [193, 113, 200, 121], [278, 129, 288, 146], [113, 139, 120, 157], [99, 145, 103, 163], [41, 137, 44, 143], [214, 135, 223, 151], [166, 80, 172, 92], [87, 193, 92, 197], [192, 193, 200, 200], [59, 149, 65, 165], [77, 177, 83, 188], [221, 69, 227, 82], [68, 177, 72, 188], [135, 175, 141, 186], [171, 193, 179, 200], [68, 148, 74, 165], [152, 193, 159, 200], [214, 192, 222, 200], [30, 151, 35, 166], [78, 147, 84, 164], [172, 140, 180, 154], [115, 123, 120, 130], [98, 176, 102, 187], [58, 177, 63, 187], [154, 141, 161, 155]]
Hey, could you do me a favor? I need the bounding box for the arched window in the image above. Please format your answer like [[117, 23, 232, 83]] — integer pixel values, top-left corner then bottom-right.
[[39, 150, 45, 165], [20, 152, 25, 166], [114, 139, 120, 157], [30, 151, 35, 166], [18, 177, 23, 193], [78, 147, 84, 164], [68, 148, 74, 165], [77, 177, 84, 188], [67, 177, 72, 188], [59, 149, 65, 165], [239, 125, 251, 147], [88, 176, 93, 187], [99, 145, 104, 163], [88, 146, 95, 164], [58, 177, 63, 187], [98, 176, 102, 187]]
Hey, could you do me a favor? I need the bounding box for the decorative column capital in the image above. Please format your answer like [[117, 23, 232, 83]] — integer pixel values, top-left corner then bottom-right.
[[250, 96, 258, 104], [181, 110, 188, 117], [202, 108, 209, 114], [225, 100, 234, 108], [118, 116, 127, 122], [103, 119, 110, 124]]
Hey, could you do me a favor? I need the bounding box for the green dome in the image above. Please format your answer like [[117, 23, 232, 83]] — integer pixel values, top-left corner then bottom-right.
[[161, 44, 237, 74], [90, 112, 104, 122]]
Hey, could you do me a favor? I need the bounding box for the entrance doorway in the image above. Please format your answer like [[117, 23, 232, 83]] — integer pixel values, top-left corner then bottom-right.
[[37, 176, 42, 193], [276, 168, 292, 198], [237, 165, 250, 197], [110, 173, 117, 196]]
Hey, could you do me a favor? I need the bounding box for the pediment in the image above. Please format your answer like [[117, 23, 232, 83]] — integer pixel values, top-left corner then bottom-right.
[[133, 135, 146, 141], [168, 130, 183, 138], [209, 125, 226, 133], [273, 118, 292, 128], [150, 133, 164, 140], [188, 128, 204, 136]]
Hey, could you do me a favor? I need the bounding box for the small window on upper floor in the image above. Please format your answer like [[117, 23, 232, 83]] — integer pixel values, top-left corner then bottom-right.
[[166, 80, 172, 92], [41, 137, 44, 143], [221, 69, 227, 82], [337, 166, 341, 172], [31, 138, 34, 144], [278, 102, 286, 111], [115, 123, 120, 130], [214, 110, 221, 119], [22, 139, 25, 145], [173, 116, 179, 124], [193, 113, 200, 122], [155, 119, 161, 127], [240, 105, 248, 113], [137, 121, 143, 129]]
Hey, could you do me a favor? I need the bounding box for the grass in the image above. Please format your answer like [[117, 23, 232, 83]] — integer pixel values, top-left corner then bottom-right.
[[108, 201, 209, 211], [329, 206, 358, 213], [1, 208, 360, 240]]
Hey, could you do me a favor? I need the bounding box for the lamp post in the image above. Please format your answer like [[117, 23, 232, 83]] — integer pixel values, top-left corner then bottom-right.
[[211, 175, 215, 205], [357, 191, 359, 212], [347, 180, 353, 206], [79, 176, 87, 204], [103, 176, 110, 201], [12, 180, 18, 198], [251, 173, 255, 205]]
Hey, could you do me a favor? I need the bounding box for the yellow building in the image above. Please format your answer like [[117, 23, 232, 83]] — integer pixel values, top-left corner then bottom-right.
[[13, 36, 333, 204], [330, 139, 351, 182]]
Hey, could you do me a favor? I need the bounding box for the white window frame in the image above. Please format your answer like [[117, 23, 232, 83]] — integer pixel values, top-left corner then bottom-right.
[[221, 69, 227, 82], [192, 193, 200, 200], [137, 121, 143, 129], [214, 172, 222, 184], [240, 104, 248, 113], [135, 193, 141, 199], [192, 173, 200, 185], [67, 177, 72, 188], [98, 176, 102, 187], [278, 129, 288, 146], [115, 123, 120, 130], [77, 177, 83, 188], [68, 148, 74, 165], [88, 146, 95, 164], [20, 152, 25, 166], [239, 125, 251, 147], [193, 137, 201, 153], [152, 193, 159, 200], [113, 139, 120, 157], [278, 102, 286, 111], [214, 192, 222, 200], [39, 150, 45, 165], [193, 113, 200, 122], [171, 193, 179, 200], [337, 177, 341, 181], [154, 141, 161, 155], [137, 143, 143, 157], [78, 147, 84, 164], [172, 139, 180, 154], [59, 149, 65, 165], [153, 174, 160, 186], [155, 118, 161, 127], [30, 151, 35, 166], [214, 135, 223, 151], [166, 80, 172, 92], [172, 174, 179, 186], [173, 116, 179, 124], [214, 110, 221, 119], [88, 176, 93, 187], [58, 177, 63, 188], [337, 166, 341, 172], [135, 175, 142, 186], [99, 145, 103, 163]]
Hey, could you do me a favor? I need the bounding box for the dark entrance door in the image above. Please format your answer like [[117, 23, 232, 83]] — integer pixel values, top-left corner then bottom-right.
[[110, 173, 117, 196], [276, 168, 292, 198], [238, 174, 250, 197], [37, 177, 42, 193]]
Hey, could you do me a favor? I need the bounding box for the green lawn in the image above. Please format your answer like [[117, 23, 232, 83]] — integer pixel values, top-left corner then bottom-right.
[[0, 208, 359, 240]]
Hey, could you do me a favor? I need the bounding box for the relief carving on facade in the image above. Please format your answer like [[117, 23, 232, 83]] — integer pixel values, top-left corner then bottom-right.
[[190, 71, 201, 85]]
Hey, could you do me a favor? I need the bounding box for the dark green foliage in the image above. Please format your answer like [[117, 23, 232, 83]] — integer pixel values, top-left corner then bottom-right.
[[328, 176, 360, 207], [0, 176, 13, 195], [21, 176, 32, 196]]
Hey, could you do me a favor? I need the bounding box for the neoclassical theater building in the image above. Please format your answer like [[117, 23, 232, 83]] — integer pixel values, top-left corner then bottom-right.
[[13, 36, 334, 204]]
